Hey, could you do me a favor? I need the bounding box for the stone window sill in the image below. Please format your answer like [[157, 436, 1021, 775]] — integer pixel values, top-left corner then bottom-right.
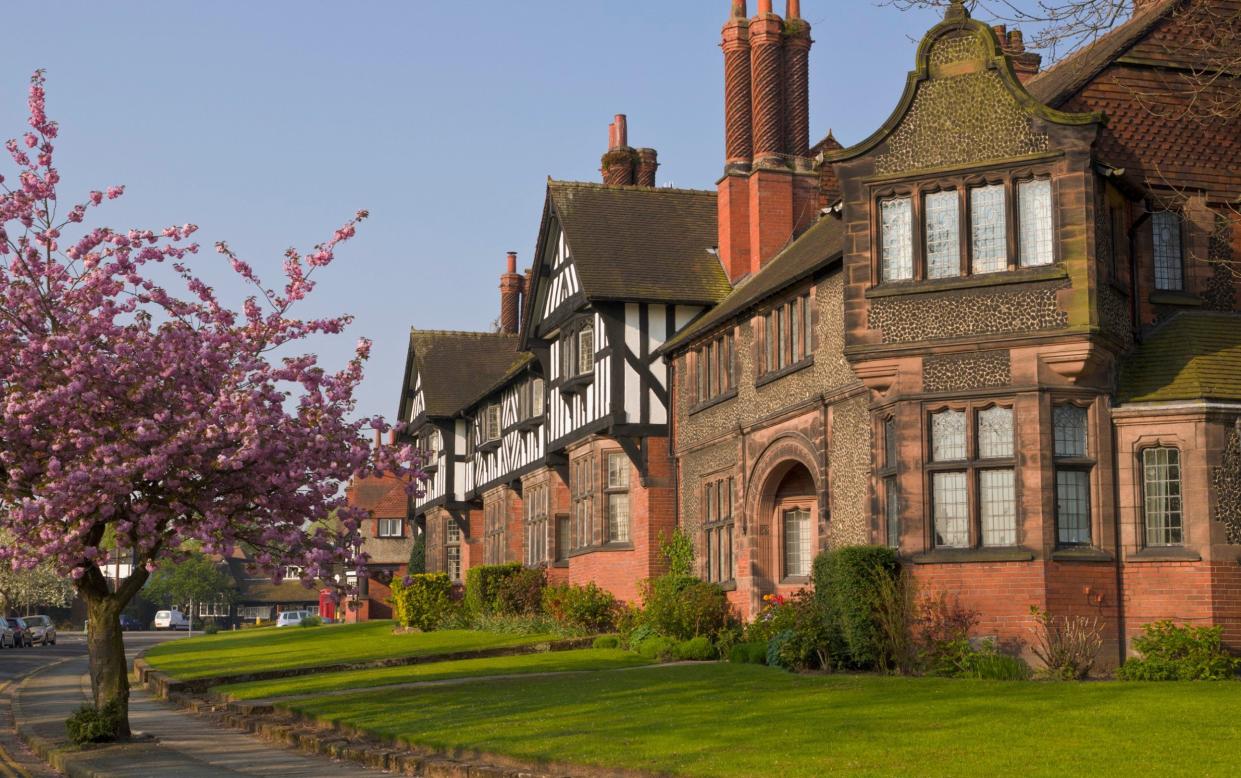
[[1126, 547, 1202, 563], [755, 358, 814, 389], [910, 547, 1036, 565], [566, 542, 635, 559], [1051, 547, 1114, 563], [478, 440, 500, 454], [1149, 290, 1202, 307], [559, 374, 594, 395], [866, 265, 1068, 298], [780, 575, 811, 586], [690, 388, 739, 416]]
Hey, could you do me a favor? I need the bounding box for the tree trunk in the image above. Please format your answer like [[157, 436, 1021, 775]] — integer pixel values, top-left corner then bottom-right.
[[81, 588, 131, 738]]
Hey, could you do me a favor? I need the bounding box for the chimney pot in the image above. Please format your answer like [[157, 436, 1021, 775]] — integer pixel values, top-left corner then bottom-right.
[[613, 114, 629, 148], [785, 0, 800, 19], [506, 251, 517, 274], [1007, 29, 1025, 53], [731, 0, 747, 18], [757, 0, 773, 14], [993, 24, 1007, 40], [499, 253, 523, 334]]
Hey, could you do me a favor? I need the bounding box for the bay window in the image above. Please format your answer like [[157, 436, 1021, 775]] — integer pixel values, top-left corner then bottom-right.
[[484, 499, 505, 564], [929, 404, 1017, 549], [525, 483, 549, 566], [924, 190, 961, 279], [1018, 178, 1054, 267], [880, 196, 914, 281], [605, 452, 631, 544], [970, 184, 1007, 273], [571, 454, 595, 549], [880, 416, 900, 549], [1053, 404, 1093, 546], [560, 321, 595, 381]]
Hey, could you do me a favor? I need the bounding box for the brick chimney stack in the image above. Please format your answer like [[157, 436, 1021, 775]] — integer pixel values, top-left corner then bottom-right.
[[636, 148, 659, 187], [993, 25, 1042, 82], [602, 114, 637, 186], [717, 0, 819, 284], [499, 251, 524, 335]]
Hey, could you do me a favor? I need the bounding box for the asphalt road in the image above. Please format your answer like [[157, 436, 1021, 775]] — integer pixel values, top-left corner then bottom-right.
[[0, 630, 187, 778]]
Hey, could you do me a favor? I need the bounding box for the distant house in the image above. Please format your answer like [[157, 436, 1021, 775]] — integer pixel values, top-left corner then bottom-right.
[[221, 556, 319, 624], [341, 469, 417, 621]]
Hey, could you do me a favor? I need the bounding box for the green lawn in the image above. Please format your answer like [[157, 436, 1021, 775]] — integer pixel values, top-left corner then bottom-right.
[[214, 648, 652, 700], [285, 663, 1241, 777], [142, 621, 555, 681]]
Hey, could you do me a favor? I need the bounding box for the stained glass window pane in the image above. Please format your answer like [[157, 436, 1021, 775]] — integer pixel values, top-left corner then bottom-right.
[[925, 190, 961, 279], [782, 508, 811, 577], [931, 410, 967, 462], [1056, 470, 1091, 545], [971, 185, 1008, 273], [880, 197, 914, 281], [977, 407, 1014, 459], [1143, 447, 1183, 546], [1019, 179, 1054, 267], [980, 469, 1016, 546], [1152, 211, 1183, 291], [1053, 405, 1088, 458], [933, 472, 969, 548]]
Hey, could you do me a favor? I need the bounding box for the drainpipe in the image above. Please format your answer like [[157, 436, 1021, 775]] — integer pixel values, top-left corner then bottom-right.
[[1110, 416, 1127, 667]]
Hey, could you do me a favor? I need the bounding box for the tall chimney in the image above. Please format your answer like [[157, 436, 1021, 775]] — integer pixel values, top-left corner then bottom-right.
[[749, 1, 784, 167], [636, 148, 659, 187], [1001, 28, 1042, 82], [602, 114, 637, 186], [783, 0, 812, 158], [499, 252, 523, 334], [722, 1, 753, 169]]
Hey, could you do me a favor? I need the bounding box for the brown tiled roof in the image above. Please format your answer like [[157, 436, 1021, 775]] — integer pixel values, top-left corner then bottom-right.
[[1025, 0, 1179, 107], [408, 330, 523, 417], [1118, 311, 1241, 403], [348, 474, 409, 519], [459, 351, 536, 411], [547, 181, 729, 305], [661, 214, 845, 354], [225, 558, 319, 604]]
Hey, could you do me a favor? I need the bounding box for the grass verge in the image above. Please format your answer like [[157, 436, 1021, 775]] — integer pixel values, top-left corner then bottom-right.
[[143, 621, 555, 681], [282, 663, 1241, 777], [214, 648, 653, 700]]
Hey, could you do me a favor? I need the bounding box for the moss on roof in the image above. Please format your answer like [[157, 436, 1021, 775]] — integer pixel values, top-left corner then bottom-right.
[[407, 330, 521, 417], [1118, 311, 1241, 403]]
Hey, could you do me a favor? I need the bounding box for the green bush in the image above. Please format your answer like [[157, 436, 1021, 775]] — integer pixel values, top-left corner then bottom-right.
[[728, 641, 769, 665], [1118, 621, 1240, 681], [592, 635, 621, 649], [925, 636, 1031, 681], [470, 611, 559, 636], [813, 546, 899, 669], [542, 582, 618, 634], [767, 629, 796, 670], [746, 594, 797, 644], [202, 622, 220, 635], [777, 590, 840, 671], [640, 574, 735, 641], [637, 635, 678, 661], [966, 650, 1032, 681], [494, 566, 546, 616], [298, 615, 323, 628], [391, 573, 454, 631], [674, 636, 717, 661], [65, 699, 124, 744], [464, 562, 524, 616], [658, 528, 695, 577]]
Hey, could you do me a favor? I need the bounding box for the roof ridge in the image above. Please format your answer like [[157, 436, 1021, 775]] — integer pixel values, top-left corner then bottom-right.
[[548, 179, 716, 197], [409, 328, 517, 338]]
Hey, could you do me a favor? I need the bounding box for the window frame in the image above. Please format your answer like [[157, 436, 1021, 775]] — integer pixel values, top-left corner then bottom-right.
[[570, 453, 596, 550], [484, 497, 505, 565], [604, 451, 631, 545], [377, 517, 405, 538], [702, 474, 736, 585], [925, 401, 1020, 550], [878, 414, 900, 549], [1151, 210, 1185, 292], [758, 288, 815, 383], [779, 502, 814, 582], [1140, 445, 1184, 548], [558, 318, 596, 385], [694, 330, 737, 408], [524, 482, 550, 566], [445, 517, 462, 582], [1052, 402, 1095, 547]]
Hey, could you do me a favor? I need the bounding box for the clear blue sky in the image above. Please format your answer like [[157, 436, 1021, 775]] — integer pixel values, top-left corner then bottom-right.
[[4, 1, 970, 422]]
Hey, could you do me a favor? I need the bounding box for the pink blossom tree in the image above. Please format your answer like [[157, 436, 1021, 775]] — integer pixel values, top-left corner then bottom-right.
[[0, 72, 419, 735]]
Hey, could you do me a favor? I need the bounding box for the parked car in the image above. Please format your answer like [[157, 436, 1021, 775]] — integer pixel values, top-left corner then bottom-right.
[[0, 618, 15, 648], [119, 614, 144, 631], [275, 610, 311, 628], [153, 610, 190, 630], [20, 615, 56, 646], [8, 617, 33, 647]]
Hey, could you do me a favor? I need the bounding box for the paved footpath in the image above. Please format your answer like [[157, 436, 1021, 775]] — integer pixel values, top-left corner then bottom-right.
[[12, 634, 387, 777]]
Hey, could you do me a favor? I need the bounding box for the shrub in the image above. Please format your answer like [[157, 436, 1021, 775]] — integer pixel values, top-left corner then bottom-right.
[[1028, 605, 1104, 680], [616, 604, 645, 646], [917, 592, 980, 677], [494, 566, 546, 616], [813, 546, 899, 668], [65, 699, 124, 745], [298, 615, 322, 628], [1117, 621, 1241, 681], [873, 571, 918, 675], [766, 629, 796, 670], [542, 582, 618, 634], [674, 636, 717, 661], [729, 641, 769, 665], [745, 593, 796, 644], [202, 622, 220, 635], [640, 574, 735, 641], [777, 590, 839, 671], [592, 635, 621, 649], [658, 528, 695, 578], [464, 563, 524, 616], [636, 635, 677, 661], [966, 649, 1032, 681], [407, 533, 426, 574], [391, 573, 453, 631]]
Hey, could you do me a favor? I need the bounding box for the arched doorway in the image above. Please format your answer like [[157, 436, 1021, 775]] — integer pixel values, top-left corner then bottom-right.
[[748, 460, 819, 600]]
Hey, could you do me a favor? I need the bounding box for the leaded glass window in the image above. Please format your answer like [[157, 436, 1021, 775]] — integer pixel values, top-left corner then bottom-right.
[[979, 469, 1016, 546], [925, 190, 961, 279], [933, 472, 969, 548], [884, 476, 900, 548], [931, 410, 967, 462], [884, 416, 898, 468], [606, 452, 630, 544], [782, 508, 812, 577], [1143, 447, 1183, 546], [971, 184, 1007, 273], [977, 407, 1014, 459], [1019, 179, 1054, 267], [1152, 212, 1183, 291], [1055, 470, 1091, 545], [880, 197, 914, 281], [1053, 405, 1088, 458]]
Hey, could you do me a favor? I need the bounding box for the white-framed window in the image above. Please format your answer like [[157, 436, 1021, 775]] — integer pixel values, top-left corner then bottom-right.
[[559, 322, 596, 380], [1053, 404, 1092, 546], [880, 196, 914, 281], [377, 518, 404, 538], [1142, 447, 1183, 547], [605, 452, 630, 544], [1152, 211, 1183, 291], [198, 601, 229, 618], [930, 405, 1017, 549], [237, 606, 272, 621], [970, 184, 1007, 274], [1018, 178, 1054, 267], [782, 507, 812, 579], [924, 190, 961, 279], [484, 404, 501, 442]]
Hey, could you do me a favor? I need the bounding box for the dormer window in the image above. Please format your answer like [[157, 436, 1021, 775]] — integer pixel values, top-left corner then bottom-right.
[[1152, 211, 1184, 291], [484, 404, 501, 443], [559, 320, 595, 391], [517, 377, 544, 423]]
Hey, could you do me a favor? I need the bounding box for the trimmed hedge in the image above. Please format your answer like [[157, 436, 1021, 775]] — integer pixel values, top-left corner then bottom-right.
[[391, 573, 453, 631], [464, 562, 524, 615], [813, 546, 899, 669]]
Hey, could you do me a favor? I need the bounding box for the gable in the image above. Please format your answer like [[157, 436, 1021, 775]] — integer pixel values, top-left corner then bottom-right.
[[532, 217, 585, 332]]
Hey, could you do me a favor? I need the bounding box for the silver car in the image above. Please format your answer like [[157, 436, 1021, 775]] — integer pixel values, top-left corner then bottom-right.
[[20, 615, 56, 646], [0, 618, 15, 648]]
